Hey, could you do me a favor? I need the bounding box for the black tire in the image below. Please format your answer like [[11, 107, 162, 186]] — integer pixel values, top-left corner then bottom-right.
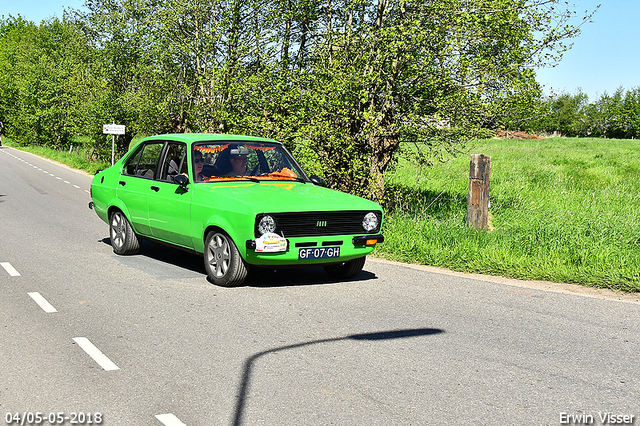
[[323, 256, 366, 279], [204, 231, 248, 287], [109, 210, 141, 255]]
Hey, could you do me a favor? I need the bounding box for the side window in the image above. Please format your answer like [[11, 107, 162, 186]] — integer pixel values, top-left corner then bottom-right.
[[159, 143, 187, 182], [124, 148, 143, 175], [124, 142, 164, 178]]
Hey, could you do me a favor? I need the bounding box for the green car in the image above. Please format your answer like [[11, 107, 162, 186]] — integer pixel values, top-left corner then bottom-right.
[[90, 134, 384, 286]]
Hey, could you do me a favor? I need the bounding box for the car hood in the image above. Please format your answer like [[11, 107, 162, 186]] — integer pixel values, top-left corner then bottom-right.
[[195, 181, 381, 214]]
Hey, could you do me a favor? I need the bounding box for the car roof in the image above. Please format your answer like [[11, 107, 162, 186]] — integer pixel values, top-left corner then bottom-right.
[[141, 133, 281, 145]]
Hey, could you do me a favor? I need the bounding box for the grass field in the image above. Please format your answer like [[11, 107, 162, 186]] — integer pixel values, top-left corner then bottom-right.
[[378, 137, 640, 292]]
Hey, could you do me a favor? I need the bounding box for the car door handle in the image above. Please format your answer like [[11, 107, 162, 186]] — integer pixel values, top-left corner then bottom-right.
[[150, 186, 160, 192], [119, 181, 126, 186]]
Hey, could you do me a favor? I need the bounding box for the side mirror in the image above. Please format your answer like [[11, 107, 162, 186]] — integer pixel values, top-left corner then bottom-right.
[[309, 175, 324, 186], [173, 174, 189, 190]]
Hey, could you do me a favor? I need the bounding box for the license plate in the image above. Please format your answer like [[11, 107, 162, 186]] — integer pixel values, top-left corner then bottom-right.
[[298, 246, 341, 260]]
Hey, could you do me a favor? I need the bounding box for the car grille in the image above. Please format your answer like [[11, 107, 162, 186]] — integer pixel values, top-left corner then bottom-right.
[[258, 211, 382, 237]]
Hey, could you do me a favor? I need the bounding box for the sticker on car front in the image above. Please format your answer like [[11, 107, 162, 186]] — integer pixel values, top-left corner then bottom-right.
[[255, 233, 288, 252]]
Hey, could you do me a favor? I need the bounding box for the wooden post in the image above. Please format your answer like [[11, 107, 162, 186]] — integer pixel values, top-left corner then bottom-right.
[[467, 154, 491, 230]]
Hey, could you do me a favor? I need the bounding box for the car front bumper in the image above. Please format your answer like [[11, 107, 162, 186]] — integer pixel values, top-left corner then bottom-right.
[[244, 234, 384, 266]]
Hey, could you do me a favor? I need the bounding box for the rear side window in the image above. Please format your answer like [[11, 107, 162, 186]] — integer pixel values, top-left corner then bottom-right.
[[159, 142, 187, 182], [124, 142, 164, 178]]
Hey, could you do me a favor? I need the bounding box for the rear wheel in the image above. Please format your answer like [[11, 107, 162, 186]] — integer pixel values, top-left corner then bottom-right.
[[323, 256, 366, 279], [204, 231, 248, 287], [109, 210, 140, 255]]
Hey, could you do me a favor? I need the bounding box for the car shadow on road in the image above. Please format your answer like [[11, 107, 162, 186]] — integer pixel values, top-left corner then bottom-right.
[[244, 266, 377, 288], [102, 238, 378, 287], [101, 238, 205, 275]]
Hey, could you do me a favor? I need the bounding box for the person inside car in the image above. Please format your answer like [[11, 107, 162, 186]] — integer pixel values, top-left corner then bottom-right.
[[194, 150, 208, 181], [225, 151, 248, 177]]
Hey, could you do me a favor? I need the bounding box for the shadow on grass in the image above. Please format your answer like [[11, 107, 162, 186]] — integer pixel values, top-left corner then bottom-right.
[[383, 183, 467, 219]]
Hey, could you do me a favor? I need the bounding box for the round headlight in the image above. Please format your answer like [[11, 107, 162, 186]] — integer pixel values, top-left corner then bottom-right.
[[362, 212, 379, 232], [258, 215, 276, 235]]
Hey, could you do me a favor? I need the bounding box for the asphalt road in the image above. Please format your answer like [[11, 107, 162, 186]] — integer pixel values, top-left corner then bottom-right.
[[1, 145, 639, 426]]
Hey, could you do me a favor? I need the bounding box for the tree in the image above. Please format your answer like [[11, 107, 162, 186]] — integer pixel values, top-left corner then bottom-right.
[[238, 0, 597, 200], [589, 87, 640, 139], [5, 1, 596, 197], [540, 90, 590, 136], [0, 16, 97, 148]]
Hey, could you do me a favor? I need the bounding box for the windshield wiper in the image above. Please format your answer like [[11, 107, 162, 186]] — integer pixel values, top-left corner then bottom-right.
[[238, 177, 261, 183]]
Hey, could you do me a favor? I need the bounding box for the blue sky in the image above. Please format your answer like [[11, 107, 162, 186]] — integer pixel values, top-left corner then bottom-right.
[[1, 0, 637, 102], [535, 0, 640, 100]]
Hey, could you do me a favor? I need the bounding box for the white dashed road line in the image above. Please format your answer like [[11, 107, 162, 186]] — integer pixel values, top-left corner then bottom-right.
[[1, 262, 21, 276], [155, 413, 188, 426], [27, 292, 58, 313], [72, 337, 120, 371], [3, 151, 189, 420], [1, 149, 89, 194]]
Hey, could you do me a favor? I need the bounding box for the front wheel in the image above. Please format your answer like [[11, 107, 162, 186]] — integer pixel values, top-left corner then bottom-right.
[[323, 256, 366, 279], [109, 210, 140, 255], [204, 231, 248, 287]]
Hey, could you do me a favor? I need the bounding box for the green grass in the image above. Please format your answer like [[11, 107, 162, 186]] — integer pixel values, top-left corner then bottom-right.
[[1, 136, 110, 175], [379, 137, 640, 292]]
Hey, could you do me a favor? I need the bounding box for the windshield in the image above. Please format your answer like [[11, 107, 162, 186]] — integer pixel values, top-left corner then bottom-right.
[[192, 141, 309, 183]]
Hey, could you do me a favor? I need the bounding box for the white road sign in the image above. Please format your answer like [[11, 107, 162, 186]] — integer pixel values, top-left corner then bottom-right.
[[103, 124, 126, 135]]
